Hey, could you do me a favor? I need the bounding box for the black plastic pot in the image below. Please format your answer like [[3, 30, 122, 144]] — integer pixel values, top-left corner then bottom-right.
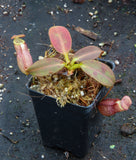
[[26, 59, 115, 158]]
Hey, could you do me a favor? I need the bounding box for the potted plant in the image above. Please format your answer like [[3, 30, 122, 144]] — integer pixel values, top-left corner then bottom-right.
[[11, 26, 132, 158]]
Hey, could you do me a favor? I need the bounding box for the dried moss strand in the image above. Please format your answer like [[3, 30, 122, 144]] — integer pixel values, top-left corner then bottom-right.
[[33, 69, 101, 107]]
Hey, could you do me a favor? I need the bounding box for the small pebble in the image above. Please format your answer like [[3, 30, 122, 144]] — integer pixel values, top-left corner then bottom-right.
[[16, 99, 19, 102], [114, 32, 118, 36], [41, 154, 45, 159], [94, 10, 98, 15], [49, 11, 53, 15], [26, 122, 30, 127], [16, 77, 20, 80], [80, 91, 84, 96], [20, 129, 25, 133], [54, 77, 58, 82], [9, 100, 12, 103], [65, 88, 68, 92], [108, 0, 113, 3], [13, 17, 16, 21], [18, 11, 23, 16], [0, 5, 5, 8], [102, 51, 107, 56], [28, 29, 32, 32], [64, 3, 67, 8], [9, 65, 13, 69], [14, 52, 17, 57], [3, 11, 9, 16], [10, 132, 13, 135], [0, 84, 4, 89], [92, 15, 97, 19], [38, 56, 44, 60], [110, 145, 115, 149], [121, 123, 136, 136], [115, 60, 120, 65], [99, 42, 105, 47], [89, 12, 93, 16]]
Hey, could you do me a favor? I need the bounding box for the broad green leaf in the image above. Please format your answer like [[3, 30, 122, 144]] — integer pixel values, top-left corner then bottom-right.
[[48, 26, 72, 55], [27, 58, 64, 76], [73, 46, 103, 62], [81, 60, 115, 87]]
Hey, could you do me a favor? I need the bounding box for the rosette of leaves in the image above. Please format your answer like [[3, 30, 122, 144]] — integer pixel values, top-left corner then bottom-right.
[[27, 26, 115, 87], [12, 26, 132, 115]]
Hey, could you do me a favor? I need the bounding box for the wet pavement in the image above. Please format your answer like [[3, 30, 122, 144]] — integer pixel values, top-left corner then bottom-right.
[[0, 0, 136, 160]]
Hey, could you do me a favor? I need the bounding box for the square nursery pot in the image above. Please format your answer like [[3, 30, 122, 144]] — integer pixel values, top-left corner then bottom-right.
[[26, 59, 115, 158]]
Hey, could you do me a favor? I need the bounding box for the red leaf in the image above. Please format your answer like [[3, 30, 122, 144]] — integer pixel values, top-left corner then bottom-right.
[[81, 60, 115, 87], [27, 58, 64, 76], [73, 46, 103, 62], [48, 26, 72, 55]]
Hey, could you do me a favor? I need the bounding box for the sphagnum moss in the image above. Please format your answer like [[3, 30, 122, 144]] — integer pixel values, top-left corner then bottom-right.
[[31, 69, 101, 107]]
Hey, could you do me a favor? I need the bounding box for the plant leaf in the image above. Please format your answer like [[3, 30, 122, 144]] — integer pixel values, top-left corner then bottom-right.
[[48, 26, 72, 55], [73, 46, 103, 62], [81, 60, 115, 87], [27, 58, 65, 76]]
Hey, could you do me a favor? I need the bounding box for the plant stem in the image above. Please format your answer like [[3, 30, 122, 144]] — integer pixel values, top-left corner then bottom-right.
[[70, 58, 78, 66], [69, 63, 82, 70], [64, 53, 70, 64]]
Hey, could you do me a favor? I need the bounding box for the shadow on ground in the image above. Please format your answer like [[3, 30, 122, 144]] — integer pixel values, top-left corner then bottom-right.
[[0, 0, 136, 160]]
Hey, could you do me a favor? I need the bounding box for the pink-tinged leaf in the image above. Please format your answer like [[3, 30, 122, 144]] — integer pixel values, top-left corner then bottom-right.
[[12, 37, 33, 75], [81, 60, 115, 87], [48, 26, 72, 55], [27, 58, 65, 76], [73, 46, 103, 62]]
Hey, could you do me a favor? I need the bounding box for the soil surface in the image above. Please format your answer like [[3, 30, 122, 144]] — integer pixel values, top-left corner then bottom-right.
[[0, 0, 136, 160]]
